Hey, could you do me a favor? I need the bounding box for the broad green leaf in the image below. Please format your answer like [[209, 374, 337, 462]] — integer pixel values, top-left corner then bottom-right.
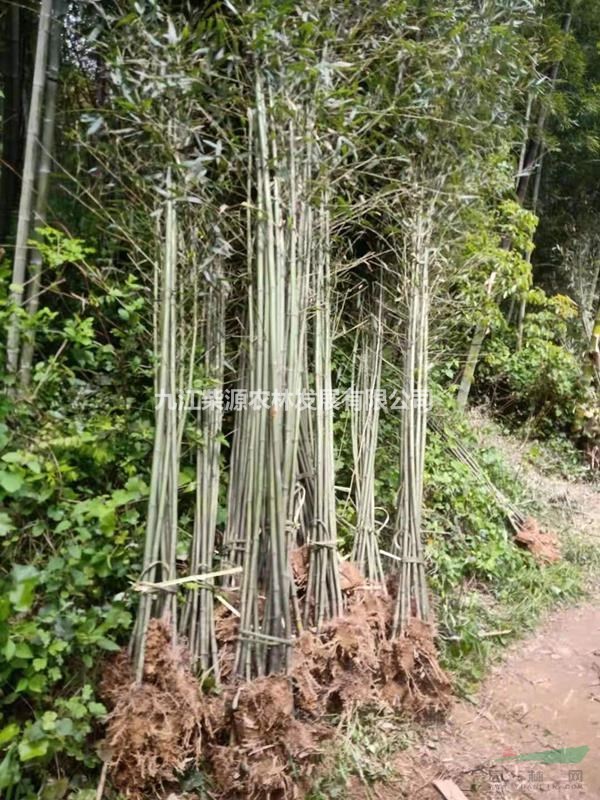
[[96, 636, 120, 652], [14, 642, 33, 659], [0, 471, 23, 494], [41, 778, 69, 800], [0, 513, 15, 537], [18, 738, 49, 762], [3, 640, 16, 660], [54, 718, 74, 738], [9, 566, 39, 612], [0, 724, 19, 747], [27, 674, 46, 693]]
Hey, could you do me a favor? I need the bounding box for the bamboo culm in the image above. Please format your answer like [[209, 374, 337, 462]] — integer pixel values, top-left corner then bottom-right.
[[6, 0, 53, 379]]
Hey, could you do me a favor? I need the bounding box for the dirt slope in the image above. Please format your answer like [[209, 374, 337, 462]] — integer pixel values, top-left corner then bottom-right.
[[468, 408, 600, 543]]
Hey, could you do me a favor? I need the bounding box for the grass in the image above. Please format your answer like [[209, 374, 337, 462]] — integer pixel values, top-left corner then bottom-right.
[[522, 433, 593, 482], [307, 711, 416, 799], [436, 555, 585, 695]]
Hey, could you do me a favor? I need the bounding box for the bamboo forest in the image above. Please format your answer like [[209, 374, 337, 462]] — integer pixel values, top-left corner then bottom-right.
[[1, 0, 600, 798]]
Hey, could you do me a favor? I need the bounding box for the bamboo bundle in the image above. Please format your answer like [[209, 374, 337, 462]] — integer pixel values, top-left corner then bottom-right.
[[350, 297, 385, 584], [392, 206, 431, 636], [428, 418, 526, 531], [181, 258, 227, 676], [132, 171, 181, 680], [231, 81, 313, 677], [305, 196, 343, 625]]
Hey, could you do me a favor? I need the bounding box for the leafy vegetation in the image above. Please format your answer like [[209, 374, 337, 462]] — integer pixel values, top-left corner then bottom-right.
[[423, 423, 583, 692]]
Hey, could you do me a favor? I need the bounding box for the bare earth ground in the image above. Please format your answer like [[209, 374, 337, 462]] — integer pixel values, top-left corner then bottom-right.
[[351, 417, 600, 800], [383, 603, 600, 799]]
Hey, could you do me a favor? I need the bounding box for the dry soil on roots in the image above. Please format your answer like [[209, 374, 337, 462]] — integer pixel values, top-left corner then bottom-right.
[[514, 516, 561, 564], [100, 580, 451, 799], [352, 602, 600, 800], [100, 620, 205, 799]]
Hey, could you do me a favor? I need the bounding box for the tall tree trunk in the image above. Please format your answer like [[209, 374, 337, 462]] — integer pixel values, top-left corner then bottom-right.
[[5, 0, 52, 380], [516, 146, 544, 351], [516, 13, 571, 204], [456, 319, 488, 411], [0, 4, 23, 242], [19, 0, 64, 390]]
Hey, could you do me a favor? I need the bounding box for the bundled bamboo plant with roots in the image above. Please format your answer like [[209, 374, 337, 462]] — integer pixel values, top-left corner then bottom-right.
[[132, 166, 181, 680], [304, 193, 344, 626], [87, 6, 455, 797], [350, 292, 385, 585], [229, 77, 297, 678], [372, 187, 452, 713], [392, 199, 432, 636], [180, 257, 227, 676], [226, 69, 344, 677]]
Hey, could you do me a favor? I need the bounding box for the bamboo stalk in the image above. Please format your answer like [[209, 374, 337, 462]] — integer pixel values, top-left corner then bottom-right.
[[6, 0, 53, 380], [392, 202, 431, 636], [133, 166, 179, 681], [305, 194, 342, 626], [350, 290, 385, 584], [19, 0, 65, 389]]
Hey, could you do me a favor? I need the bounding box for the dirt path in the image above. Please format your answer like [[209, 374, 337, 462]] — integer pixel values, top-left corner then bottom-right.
[[383, 602, 600, 799], [350, 419, 600, 800]]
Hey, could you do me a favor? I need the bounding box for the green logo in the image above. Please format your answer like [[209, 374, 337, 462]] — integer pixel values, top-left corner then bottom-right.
[[497, 745, 589, 765]]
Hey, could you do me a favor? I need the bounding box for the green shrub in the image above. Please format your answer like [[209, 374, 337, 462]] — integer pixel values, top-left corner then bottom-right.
[[423, 420, 583, 692], [0, 233, 150, 798], [479, 291, 591, 436]]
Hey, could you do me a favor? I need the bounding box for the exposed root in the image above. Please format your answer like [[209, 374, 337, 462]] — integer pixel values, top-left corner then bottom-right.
[[208, 677, 325, 800], [380, 618, 452, 715], [214, 599, 238, 682], [339, 560, 365, 592], [101, 619, 203, 799], [515, 516, 561, 564], [291, 586, 388, 715], [291, 546, 309, 593], [101, 567, 451, 799], [290, 584, 451, 719]]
